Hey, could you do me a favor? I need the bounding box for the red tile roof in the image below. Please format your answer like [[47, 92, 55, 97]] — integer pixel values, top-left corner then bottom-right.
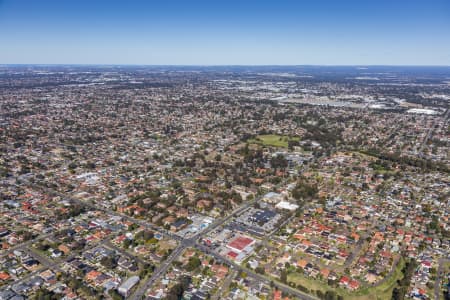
[[228, 236, 254, 251]]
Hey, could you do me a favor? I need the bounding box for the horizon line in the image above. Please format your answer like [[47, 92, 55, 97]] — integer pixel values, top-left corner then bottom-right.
[[1, 63, 450, 68]]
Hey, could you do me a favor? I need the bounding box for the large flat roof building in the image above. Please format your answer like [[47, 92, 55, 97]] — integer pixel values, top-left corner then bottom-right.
[[226, 236, 255, 253], [118, 276, 140, 297]]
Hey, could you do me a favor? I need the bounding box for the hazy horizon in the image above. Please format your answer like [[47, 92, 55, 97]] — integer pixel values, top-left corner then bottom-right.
[[2, 64, 450, 68]]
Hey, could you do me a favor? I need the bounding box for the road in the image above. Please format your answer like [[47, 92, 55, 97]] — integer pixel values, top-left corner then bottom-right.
[[19, 178, 183, 242], [24, 247, 63, 273], [211, 268, 237, 300], [344, 234, 367, 269], [192, 195, 259, 240], [0, 232, 54, 259], [16, 156, 323, 300], [418, 108, 449, 156], [130, 197, 259, 300], [261, 213, 295, 248], [370, 255, 401, 288], [130, 242, 190, 300], [3, 237, 110, 292], [195, 243, 318, 300], [103, 240, 148, 267]]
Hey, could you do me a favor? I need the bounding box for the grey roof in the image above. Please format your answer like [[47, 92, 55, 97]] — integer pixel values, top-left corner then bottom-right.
[[0, 290, 16, 300]]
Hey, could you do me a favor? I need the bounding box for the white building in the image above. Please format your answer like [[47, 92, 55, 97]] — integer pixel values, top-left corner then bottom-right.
[[118, 276, 140, 297], [262, 192, 283, 204], [275, 201, 299, 211]]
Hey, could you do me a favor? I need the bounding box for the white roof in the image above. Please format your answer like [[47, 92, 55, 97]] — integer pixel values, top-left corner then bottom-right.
[[275, 201, 299, 211]]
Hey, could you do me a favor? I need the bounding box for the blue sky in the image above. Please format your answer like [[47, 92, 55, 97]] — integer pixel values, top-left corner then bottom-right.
[[1, 0, 449, 65]]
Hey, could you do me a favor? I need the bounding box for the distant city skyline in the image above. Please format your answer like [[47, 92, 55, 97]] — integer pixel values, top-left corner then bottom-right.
[[1, 0, 450, 65]]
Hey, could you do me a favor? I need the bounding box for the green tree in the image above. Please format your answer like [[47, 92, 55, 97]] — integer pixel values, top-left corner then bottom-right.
[[185, 256, 201, 271]]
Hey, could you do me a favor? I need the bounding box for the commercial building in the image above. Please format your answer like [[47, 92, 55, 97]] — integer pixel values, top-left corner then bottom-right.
[[118, 276, 140, 297]]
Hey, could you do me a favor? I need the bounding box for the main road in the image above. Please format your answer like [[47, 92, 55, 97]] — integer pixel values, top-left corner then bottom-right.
[[194, 243, 318, 300], [19, 156, 323, 300], [130, 197, 260, 300]]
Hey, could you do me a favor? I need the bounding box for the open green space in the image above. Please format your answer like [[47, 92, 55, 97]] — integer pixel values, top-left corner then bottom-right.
[[247, 134, 300, 148]]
